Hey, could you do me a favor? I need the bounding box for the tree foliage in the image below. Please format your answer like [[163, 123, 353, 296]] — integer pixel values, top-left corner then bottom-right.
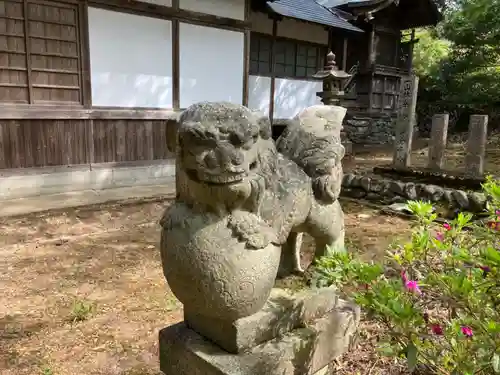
[[415, 0, 500, 130], [412, 29, 450, 78]]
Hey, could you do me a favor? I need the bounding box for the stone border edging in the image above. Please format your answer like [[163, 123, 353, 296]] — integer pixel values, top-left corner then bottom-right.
[[341, 173, 487, 213], [372, 166, 485, 190]]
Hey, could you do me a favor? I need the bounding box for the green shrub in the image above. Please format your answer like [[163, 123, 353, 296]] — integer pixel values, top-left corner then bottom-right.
[[314, 176, 500, 374]]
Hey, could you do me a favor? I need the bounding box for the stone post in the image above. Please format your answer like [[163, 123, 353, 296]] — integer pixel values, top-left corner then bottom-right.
[[427, 113, 449, 170], [393, 75, 419, 169], [465, 115, 488, 178]]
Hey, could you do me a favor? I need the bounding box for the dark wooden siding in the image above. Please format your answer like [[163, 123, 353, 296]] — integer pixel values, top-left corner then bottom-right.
[[0, 0, 82, 104], [0, 118, 89, 168], [0, 118, 174, 169], [92, 120, 172, 164]]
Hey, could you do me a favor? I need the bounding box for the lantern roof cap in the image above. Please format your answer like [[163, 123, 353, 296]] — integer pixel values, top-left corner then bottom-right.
[[312, 51, 352, 79]]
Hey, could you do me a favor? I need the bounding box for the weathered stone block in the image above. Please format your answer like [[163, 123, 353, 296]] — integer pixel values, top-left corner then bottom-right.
[[452, 190, 469, 210], [428, 114, 449, 170], [160, 299, 359, 375], [443, 190, 455, 206], [184, 287, 348, 354], [469, 192, 486, 212], [465, 115, 488, 178], [388, 180, 406, 196], [346, 187, 367, 199], [421, 184, 444, 202], [369, 179, 386, 193], [342, 173, 356, 187], [404, 182, 418, 200], [359, 176, 371, 191]]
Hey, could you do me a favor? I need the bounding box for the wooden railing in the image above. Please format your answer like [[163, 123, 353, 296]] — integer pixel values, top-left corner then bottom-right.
[[344, 63, 359, 94]]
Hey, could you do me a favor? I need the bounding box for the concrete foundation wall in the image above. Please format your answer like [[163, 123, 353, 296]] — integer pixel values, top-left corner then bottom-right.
[[0, 160, 176, 201]]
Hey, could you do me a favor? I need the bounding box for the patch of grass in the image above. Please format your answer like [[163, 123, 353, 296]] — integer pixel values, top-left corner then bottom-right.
[[344, 237, 362, 252], [275, 275, 308, 293], [68, 299, 95, 323], [40, 366, 54, 375]]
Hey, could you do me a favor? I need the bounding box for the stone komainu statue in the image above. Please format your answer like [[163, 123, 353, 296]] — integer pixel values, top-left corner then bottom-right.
[[276, 105, 345, 205], [160, 102, 345, 324]]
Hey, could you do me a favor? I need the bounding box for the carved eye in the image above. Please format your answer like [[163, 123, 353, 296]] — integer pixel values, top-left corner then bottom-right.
[[229, 133, 244, 147]]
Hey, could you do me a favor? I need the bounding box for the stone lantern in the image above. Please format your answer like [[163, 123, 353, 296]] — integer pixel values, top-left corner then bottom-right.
[[313, 51, 351, 106], [313, 51, 353, 155]]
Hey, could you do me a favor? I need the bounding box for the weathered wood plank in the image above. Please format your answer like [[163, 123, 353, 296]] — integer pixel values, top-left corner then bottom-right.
[[92, 119, 172, 163], [0, 118, 174, 169], [8, 120, 23, 167], [0, 120, 10, 169], [0, 118, 89, 168]]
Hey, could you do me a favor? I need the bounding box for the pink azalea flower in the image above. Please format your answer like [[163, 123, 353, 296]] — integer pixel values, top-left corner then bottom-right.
[[431, 324, 444, 335], [435, 232, 444, 241], [405, 280, 422, 295], [443, 223, 451, 231], [461, 326, 473, 337]]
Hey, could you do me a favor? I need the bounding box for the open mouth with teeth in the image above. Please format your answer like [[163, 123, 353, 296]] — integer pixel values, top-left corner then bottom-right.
[[186, 161, 259, 186], [186, 169, 245, 185]]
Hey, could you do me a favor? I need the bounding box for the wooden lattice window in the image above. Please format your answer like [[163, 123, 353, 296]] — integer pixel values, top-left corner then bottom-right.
[[250, 33, 271, 75], [0, 0, 82, 104], [274, 39, 295, 76], [250, 32, 325, 79], [372, 75, 399, 111], [295, 44, 319, 78]]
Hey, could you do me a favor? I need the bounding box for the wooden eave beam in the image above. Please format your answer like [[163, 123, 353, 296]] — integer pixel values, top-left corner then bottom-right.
[[347, 0, 395, 17], [88, 0, 251, 30]]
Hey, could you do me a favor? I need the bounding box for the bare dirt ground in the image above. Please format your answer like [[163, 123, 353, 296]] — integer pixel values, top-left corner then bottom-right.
[[0, 197, 411, 375], [0, 201, 177, 375]]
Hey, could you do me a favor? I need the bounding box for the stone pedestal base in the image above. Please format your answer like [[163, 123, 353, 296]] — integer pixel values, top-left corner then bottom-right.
[[159, 287, 359, 375]]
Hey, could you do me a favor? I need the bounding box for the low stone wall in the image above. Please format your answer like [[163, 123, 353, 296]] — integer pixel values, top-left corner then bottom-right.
[[343, 112, 397, 144], [341, 173, 487, 212], [0, 160, 176, 201]]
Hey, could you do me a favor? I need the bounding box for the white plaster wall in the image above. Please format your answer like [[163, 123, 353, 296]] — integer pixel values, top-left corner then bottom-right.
[[140, 0, 172, 6], [248, 75, 271, 117], [273, 79, 322, 119], [88, 8, 173, 108], [180, 0, 245, 20], [179, 23, 244, 108], [277, 18, 329, 44], [249, 11, 273, 34]]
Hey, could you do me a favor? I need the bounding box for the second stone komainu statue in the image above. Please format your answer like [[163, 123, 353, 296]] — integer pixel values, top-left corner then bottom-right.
[[159, 101, 357, 375]]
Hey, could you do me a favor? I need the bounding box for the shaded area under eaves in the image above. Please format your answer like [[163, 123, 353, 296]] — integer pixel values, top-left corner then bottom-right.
[[266, 0, 364, 33]]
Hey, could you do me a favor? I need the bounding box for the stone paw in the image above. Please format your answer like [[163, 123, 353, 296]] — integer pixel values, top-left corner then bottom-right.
[[227, 210, 279, 250]]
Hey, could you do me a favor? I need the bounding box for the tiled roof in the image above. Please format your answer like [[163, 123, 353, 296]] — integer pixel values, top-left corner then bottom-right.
[[315, 0, 367, 6], [266, 0, 364, 32]]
